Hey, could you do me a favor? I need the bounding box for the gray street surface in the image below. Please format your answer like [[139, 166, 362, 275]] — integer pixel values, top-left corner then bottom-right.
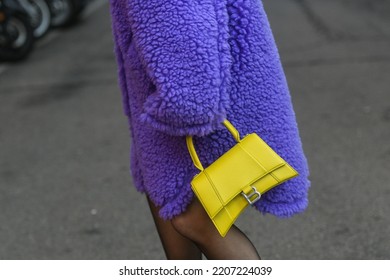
[[0, 0, 389, 259]]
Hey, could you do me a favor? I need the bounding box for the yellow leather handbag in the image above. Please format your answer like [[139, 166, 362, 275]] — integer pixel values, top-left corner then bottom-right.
[[186, 119, 299, 237]]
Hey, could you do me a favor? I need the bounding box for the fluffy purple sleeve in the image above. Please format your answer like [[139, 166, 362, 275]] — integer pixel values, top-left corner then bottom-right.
[[127, 0, 232, 136]]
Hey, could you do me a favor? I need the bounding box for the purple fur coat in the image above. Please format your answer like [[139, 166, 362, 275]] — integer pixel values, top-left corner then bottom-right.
[[108, 0, 310, 220]]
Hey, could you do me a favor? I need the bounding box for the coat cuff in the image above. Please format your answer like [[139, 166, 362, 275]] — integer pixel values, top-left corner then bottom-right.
[[139, 109, 227, 137]]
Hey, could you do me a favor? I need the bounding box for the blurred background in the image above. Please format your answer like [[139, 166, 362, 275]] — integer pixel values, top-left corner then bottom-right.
[[0, 0, 389, 259]]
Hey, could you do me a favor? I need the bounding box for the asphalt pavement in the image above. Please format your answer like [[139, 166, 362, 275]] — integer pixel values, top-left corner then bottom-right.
[[0, 0, 389, 259]]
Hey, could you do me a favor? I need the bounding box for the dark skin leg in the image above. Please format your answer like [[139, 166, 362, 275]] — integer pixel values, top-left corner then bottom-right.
[[147, 196, 261, 260], [146, 196, 202, 260], [171, 196, 261, 260]]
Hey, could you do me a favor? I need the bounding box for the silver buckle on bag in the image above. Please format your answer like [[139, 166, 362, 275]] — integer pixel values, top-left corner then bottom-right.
[[242, 186, 261, 205]]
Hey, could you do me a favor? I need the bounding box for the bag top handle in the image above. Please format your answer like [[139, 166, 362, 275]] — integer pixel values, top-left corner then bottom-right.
[[186, 119, 241, 171]]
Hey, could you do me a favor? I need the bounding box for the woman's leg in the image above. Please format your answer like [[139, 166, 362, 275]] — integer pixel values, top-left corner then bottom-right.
[[146, 196, 202, 260], [171, 197, 261, 260]]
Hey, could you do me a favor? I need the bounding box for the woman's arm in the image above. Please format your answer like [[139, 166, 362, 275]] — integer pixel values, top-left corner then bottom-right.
[[124, 0, 232, 136]]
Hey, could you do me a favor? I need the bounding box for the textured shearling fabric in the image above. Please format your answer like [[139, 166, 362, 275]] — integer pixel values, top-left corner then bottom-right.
[[109, 0, 311, 220]]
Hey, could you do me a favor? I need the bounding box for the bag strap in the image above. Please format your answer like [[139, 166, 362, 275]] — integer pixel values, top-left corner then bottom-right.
[[186, 119, 241, 171]]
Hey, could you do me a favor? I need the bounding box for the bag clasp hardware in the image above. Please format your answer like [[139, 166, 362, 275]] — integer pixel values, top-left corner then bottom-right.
[[242, 186, 261, 205]]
